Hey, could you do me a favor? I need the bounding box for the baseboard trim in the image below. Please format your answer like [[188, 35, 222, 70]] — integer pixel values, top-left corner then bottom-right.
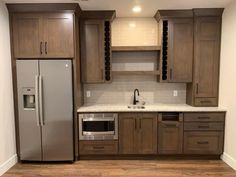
[[221, 152, 236, 170], [0, 154, 17, 176]]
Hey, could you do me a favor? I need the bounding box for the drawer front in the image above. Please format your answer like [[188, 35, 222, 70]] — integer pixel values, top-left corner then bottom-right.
[[184, 122, 224, 131], [184, 132, 224, 154], [184, 113, 225, 122], [194, 98, 218, 106], [79, 141, 118, 155]]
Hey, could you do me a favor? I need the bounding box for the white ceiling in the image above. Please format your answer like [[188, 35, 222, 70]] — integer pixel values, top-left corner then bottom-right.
[[3, 0, 236, 17]]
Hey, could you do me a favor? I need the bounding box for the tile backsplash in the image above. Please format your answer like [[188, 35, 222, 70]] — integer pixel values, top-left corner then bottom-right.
[[84, 75, 186, 105], [83, 17, 186, 105], [112, 18, 158, 46]]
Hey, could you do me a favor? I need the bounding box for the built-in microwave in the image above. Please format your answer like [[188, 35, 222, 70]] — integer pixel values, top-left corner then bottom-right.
[[79, 113, 118, 140]]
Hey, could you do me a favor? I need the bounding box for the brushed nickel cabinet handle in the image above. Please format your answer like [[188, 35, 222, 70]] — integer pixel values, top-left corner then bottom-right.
[[170, 68, 173, 80], [139, 119, 141, 129], [135, 119, 137, 130]]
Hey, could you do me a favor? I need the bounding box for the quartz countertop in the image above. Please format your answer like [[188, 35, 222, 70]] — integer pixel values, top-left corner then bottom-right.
[[77, 104, 226, 113]]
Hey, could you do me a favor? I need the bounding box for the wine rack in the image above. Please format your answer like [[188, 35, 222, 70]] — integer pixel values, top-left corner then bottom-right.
[[104, 21, 111, 81], [162, 20, 168, 81]]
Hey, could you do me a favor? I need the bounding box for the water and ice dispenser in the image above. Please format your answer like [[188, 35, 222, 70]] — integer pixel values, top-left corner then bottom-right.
[[22, 88, 35, 110]]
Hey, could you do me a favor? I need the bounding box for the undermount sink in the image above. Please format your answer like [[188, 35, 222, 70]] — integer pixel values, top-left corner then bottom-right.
[[127, 105, 145, 109]]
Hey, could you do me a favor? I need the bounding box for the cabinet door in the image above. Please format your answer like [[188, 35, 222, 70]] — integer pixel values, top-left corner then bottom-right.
[[194, 17, 221, 99], [138, 114, 157, 154], [12, 13, 43, 58], [119, 113, 138, 154], [158, 113, 183, 154], [43, 13, 74, 58], [168, 18, 193, 82], [81, 20, 105, 83]]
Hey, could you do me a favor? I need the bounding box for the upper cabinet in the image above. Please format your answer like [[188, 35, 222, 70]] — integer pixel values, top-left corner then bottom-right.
[[12, 13, 74, 58], [186, 9, 223, 107], [155, 10, 194, 83], [80, 11, 115, 83]]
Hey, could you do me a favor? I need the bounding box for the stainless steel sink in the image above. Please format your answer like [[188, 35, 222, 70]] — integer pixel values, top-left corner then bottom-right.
[[127, 105, 145, 109]]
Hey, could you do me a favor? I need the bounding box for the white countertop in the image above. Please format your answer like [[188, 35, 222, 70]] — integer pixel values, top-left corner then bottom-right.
[[77, 104, 226, 113]]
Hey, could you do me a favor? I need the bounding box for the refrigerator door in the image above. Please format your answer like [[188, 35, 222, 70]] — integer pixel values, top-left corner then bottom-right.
[[39, 60, 74, 161], [16, 60, 42, 161]]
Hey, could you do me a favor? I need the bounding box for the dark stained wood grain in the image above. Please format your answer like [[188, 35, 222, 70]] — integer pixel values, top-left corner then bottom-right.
[[3, 160, 236, 177]]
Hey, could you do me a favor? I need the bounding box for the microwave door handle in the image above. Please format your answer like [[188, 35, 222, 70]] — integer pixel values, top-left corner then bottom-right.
[[39, 75, 44, 126], [35, 75, 40, 126], [83, 118, 114, 122]]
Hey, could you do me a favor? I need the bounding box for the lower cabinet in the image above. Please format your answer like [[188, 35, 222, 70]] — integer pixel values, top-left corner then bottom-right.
[[119, 113, 157, 154], [183, 112, 225, 155], [78, 112, 225, 157], [158, 113, 183, 154], [79, 140, 118, 155]]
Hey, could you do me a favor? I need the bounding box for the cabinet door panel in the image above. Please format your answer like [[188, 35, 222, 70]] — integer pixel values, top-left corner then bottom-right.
[[139, 114, 157, 154], [43, 13, 74, 58], [12, 13, 42, 58], [119, 114, 137, 154], [81, 20, 104, 83], [194, 17, 221, 98], [168, 18, 193, 82]]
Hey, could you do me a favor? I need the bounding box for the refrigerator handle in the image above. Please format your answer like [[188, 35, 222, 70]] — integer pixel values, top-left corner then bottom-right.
[[39, 75, 44, 126], [35, 75, 40, 126]]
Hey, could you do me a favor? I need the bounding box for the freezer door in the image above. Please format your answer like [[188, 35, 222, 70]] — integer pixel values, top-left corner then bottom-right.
[[39, 60, 74, 161], [16, 60, 42, 161]]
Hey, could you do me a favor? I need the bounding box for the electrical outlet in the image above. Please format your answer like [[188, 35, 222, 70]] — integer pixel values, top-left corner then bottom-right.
[[173, 90, 178, 97], [86, 91, 91, 97]]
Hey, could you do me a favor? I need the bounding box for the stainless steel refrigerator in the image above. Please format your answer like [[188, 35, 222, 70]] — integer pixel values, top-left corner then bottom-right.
[[16, 60, 74, 161]]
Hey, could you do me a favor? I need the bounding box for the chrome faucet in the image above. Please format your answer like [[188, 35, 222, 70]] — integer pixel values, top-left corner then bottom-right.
[[133, 89, 140, 105]]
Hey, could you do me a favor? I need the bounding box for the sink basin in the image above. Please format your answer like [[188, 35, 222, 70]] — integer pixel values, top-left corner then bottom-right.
[[127, 105, 145, 109]]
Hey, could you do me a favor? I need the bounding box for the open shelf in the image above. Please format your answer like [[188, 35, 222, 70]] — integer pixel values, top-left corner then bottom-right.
[[112, 46, 161, 52], [112, 70, 160, 76]]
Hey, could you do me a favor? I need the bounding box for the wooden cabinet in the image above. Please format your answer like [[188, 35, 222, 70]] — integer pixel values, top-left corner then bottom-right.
[[43, 13, 74, 58], [12, 13, 74, 58], [12, 13, 42, 58], [186, 9, 223, 106], [155, 10, 193, 83], [80, 11, 114, 83], [183, 112, 225, 155], [81, 20, 105, 83], [119, 113, 157, 154], [168, 18, 193, 82], [79, 140, 118, 155], [158, 113, 183, 154]]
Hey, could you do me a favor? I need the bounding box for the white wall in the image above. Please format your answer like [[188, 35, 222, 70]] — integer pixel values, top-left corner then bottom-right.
[[0, 1, 17, 176], [220, 0, 236, 170]]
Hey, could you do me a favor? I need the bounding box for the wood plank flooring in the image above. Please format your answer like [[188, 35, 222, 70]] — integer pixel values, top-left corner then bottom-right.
[[3, 160, 236, 177]]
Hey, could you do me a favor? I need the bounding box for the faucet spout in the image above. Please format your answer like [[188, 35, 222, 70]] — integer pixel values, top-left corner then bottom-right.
[[133, 89, 140, 105]]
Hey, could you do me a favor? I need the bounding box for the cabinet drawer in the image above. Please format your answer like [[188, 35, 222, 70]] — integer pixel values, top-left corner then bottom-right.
[[184, 122, 224, 131], [79, 141, 118, 155], [194, 98, 218, 106], [184, 113, 225, 122], [184, 132, 224, 154]]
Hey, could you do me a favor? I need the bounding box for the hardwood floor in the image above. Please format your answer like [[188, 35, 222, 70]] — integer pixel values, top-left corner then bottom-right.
[[3, 160, 236, 177]]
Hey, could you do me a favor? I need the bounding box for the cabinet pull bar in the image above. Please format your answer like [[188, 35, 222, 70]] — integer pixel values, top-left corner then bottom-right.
[[135, 119, 137, 130], [139, 119, 141, 129], [200, 100, 211, 103], [198, 116, 210, 120], [45, 42, 47, 54], [40, 42, 43, 55], [170, 68, 173, 80], [198, 125, 210, 129], [196, 83, 199, 94], [197, 141, 209, 145], [93, 146, 105, 150]]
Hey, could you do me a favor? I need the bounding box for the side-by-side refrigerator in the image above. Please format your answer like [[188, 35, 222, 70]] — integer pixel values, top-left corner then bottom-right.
[[16, 60, 74, 161]]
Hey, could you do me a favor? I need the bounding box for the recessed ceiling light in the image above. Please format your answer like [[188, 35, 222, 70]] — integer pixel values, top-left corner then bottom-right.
[[132, 6, 141, 13]]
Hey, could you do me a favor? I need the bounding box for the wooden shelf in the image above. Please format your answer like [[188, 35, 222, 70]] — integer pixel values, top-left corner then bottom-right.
[[112, 70, 160, 76], [112, 46, 161, 52]]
